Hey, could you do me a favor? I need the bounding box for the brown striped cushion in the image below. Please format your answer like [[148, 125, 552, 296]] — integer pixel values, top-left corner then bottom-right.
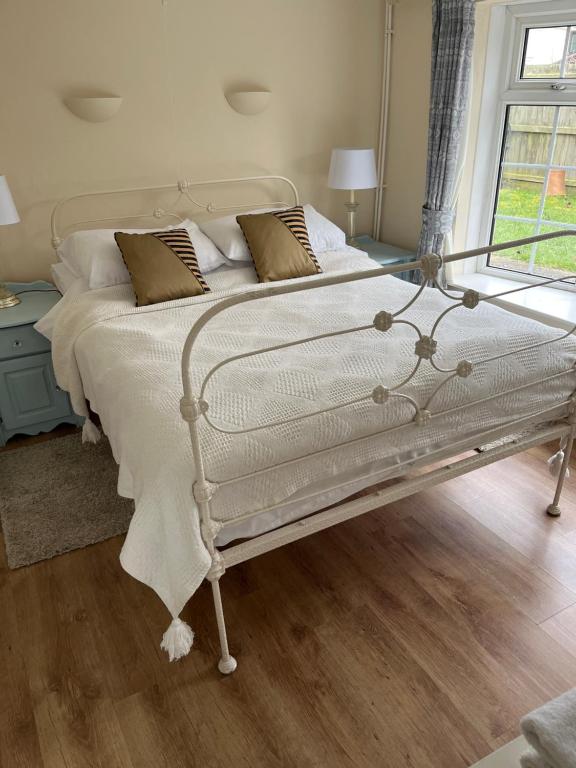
[[236, 206, 322, 282], [114, 228, 210, 306]]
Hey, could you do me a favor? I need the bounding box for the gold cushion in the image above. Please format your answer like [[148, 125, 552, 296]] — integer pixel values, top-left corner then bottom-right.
[[114, 229, 210, 306], [236, 206, 322, 282]]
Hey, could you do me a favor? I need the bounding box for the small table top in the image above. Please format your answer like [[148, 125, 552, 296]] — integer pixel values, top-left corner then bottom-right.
[[352, 235, 415, 265], [0, 281, 61, 329]]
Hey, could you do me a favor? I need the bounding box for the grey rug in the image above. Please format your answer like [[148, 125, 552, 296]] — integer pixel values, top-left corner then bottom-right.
[[0, 434, 133, 569]]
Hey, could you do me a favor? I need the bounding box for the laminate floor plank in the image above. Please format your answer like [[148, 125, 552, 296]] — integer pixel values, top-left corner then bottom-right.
[[0, 536, 44, 768], [540, 602, 576, 660], [327, 521, 576, 743], [2, 443, 576, 767], [407, 493, 576, 623]]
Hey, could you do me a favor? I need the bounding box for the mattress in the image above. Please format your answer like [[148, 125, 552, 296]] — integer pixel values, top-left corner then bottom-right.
[[51, 247, 576, 622]]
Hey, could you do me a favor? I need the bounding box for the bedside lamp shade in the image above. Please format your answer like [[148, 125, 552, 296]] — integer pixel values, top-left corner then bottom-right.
[[328, 148, 378, 191], [0, 176, 20, 226], [0, 176, 21, 308], [328, 149, 377, 243]]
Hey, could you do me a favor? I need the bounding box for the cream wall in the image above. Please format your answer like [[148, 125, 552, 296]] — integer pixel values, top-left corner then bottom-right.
[[379, 0, 433, 251], [0, 0, 384, 282], [378, 0, 499, 257]]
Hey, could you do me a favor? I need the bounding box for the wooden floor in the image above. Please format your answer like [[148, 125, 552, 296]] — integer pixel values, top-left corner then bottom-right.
[[2, 438, 576, 767]]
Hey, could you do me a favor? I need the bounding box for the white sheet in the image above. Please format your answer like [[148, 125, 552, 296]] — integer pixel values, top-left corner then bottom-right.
[[35, 274, 90, 341], [50, 262, 77, 294], [50, 248, 576, 652], [39, 260, 254, 342]]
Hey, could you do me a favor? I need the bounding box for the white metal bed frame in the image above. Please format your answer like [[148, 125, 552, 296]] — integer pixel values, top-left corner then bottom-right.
[[50, 174, 300, 249], [52, 176, 576, 674]]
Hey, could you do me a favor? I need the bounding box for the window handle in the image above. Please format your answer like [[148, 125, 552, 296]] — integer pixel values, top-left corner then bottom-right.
[[551, 83, 567, 91]]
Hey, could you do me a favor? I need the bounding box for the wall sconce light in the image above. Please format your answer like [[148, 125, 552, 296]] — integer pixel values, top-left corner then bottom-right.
[[64, 96, 123, 123], [225, 90, 271, 116]]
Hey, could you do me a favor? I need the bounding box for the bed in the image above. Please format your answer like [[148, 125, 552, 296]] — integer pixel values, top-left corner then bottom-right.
[[48, 176, 576, 673]]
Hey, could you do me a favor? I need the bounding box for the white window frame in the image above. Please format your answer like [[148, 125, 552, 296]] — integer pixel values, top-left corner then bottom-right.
[[466, 0, 576, 292]]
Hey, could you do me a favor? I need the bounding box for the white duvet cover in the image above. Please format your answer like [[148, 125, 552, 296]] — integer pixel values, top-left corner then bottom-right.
[[51, 248, 576, 650]]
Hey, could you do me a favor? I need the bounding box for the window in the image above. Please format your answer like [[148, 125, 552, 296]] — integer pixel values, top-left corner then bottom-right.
[[489, 104, 576, 279], [522, 26, 576, 80], [467, 2, 576, 289]]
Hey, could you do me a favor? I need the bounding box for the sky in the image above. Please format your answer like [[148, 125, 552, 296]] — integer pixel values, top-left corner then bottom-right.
[[525, 26, 570, 67]]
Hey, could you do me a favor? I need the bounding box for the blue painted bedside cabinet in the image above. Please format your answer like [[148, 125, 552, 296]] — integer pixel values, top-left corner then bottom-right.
[[0, 281, 82, 446], [353, 235, 415, 280]]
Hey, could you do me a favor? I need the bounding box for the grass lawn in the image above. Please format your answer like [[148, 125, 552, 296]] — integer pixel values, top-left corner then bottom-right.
[[492, 186, 576, 275]]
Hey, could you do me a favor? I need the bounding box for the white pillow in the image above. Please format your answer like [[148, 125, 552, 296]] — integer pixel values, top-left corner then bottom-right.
[[58, 219, 227, 290], [199, 204, 346, 262], [304, 204, 346, 253], [199, 207, 279, 262], [58, 222, 179, 280]]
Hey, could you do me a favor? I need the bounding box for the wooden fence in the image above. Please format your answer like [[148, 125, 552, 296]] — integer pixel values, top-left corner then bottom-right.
[[504, 105, 576, 189]]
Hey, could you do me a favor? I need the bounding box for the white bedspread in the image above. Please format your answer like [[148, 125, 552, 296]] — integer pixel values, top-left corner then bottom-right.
[[51, 249, 576, 649]]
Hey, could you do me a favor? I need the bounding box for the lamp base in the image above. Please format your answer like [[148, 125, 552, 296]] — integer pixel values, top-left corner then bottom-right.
[[0, 283, 20, 309], [344, 189, 360, 243]]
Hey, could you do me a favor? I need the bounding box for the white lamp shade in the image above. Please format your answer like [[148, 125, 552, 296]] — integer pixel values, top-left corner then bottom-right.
[[328, 148, 378, 190], [0, 176, 20, 225]]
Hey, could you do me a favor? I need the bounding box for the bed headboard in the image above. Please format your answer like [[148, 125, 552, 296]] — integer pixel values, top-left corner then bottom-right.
[[50, 175, 300, 250]]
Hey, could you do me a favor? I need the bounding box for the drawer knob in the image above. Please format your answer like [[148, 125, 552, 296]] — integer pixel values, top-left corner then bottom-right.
[[12, 339, 22, 349]]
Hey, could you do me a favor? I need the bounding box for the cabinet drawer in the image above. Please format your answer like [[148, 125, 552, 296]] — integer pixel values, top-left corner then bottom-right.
[[0, 352, 72, 430], [0, 323, 51, 360]]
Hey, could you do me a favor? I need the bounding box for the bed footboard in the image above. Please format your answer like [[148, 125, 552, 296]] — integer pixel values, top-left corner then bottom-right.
[[180, 231, 576, 673]]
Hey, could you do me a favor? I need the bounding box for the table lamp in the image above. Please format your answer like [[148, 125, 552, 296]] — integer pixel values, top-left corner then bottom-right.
[[0, 175, 21, 309], [328, 148, 378, 245]]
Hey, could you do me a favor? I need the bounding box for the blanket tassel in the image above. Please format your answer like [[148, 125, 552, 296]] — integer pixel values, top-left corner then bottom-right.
[[82, 417, 102, 444], [161, 618, 194, 662]]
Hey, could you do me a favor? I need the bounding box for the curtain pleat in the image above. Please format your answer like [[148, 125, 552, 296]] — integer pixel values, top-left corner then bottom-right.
[[411, 0, 476, 283]]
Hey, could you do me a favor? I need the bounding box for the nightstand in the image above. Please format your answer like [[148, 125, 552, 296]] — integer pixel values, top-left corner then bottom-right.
[[353, 235, 415, 281], [0, 281, 82, 446]]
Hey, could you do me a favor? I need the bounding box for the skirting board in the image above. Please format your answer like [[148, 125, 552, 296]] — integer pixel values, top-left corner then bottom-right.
[[470, 736, 529, 767]]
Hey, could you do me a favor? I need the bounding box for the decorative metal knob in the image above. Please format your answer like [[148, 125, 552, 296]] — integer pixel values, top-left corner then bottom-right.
[[462, 289, 480, 309], [456, 360, 473, 378], [420, 253, 443, 281], [12, 339, 22, 349], [372, 385, 390, 404], [414, 336, 437, 360], [414, 409, 431, 427], [180, 396, 209, 422], [373, 311, 394, 332]]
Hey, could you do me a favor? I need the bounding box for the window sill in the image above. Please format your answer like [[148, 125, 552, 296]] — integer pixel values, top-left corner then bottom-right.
[[450, 273, 576, 331]]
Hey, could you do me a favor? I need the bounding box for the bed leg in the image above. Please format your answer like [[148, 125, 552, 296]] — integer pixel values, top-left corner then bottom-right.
[[547, 434, 574, 518], [207, 553, 237, 675]]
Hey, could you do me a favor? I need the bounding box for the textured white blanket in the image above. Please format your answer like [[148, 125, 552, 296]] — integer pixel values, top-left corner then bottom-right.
[[51, 249, 576, 657]]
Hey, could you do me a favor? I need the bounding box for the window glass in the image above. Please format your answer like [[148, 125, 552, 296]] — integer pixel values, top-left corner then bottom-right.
[[489, 106, 576, 280], [521, 25, 575, 79]]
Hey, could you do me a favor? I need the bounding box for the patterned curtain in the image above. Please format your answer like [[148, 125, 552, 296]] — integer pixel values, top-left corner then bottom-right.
[[412, 0, 476, 282]]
